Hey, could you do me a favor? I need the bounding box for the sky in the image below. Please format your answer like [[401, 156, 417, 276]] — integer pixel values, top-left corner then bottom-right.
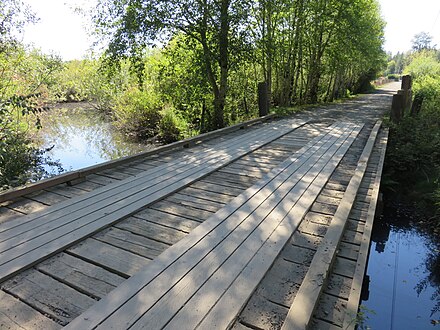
[[379, 0, 440, 54], [20, 0, 440, 60], [21, 0, 94, 60]]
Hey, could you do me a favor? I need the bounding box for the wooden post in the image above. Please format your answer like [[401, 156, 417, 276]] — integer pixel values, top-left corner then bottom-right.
[[399, 75, 413, 115], [391, 94, 404, 123], [411, 92, 424, 116], [401, 75, 412, 91], [258, 82, 269, 117]]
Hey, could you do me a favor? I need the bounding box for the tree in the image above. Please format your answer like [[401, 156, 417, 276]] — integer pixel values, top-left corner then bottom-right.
[[0, 0, 37, 46], [412, 32, 435, 52], [93, 0, 251, 129]]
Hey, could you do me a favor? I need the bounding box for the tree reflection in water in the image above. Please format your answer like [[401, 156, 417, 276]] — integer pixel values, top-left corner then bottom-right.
[[36, 103, 156, 171], [363, 197, 440, 328]]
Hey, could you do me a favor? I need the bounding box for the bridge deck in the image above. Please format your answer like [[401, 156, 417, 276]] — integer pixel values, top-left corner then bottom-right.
[[0, 84, 396, 329]]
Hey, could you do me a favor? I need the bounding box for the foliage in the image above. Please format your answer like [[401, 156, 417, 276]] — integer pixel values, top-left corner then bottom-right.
[[113, 87, 162, 140], [0, 0, 37, 45], [385, 50, 440, 224], [387, 74, 400, 80], [0, 95, 62, 189], [93, 0, 253, 129], [412, 32, 435, 52], [404, 50, 440, 80], [0, 3, 65, 189], [158, 107, 188, 143], [90, 0, 386, 130]]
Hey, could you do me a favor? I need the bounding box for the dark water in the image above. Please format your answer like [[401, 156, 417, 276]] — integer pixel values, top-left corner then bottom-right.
[[361, 200, 440, 329], [36, 104, 152, 172]]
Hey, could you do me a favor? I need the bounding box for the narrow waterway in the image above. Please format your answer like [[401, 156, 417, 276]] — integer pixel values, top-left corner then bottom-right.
[[36, 103, 156, 172], [361, 199, 440, 329]]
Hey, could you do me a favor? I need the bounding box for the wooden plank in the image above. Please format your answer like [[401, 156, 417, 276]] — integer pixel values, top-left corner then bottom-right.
[[177, 186, 234, 204], [309, 319, 342, 330], [114, 217, 185, 245], [97, 168, 132, 180], [132, 208, 200, 233], [0, 114, 277, 203], [70, 180, 104, 192], [0, 121, 302, 281], [218, 166, 265, 178], [254, 258, 308, 307], [37, 252, 125, 299], [189, 180, 244, 196], [149, 200, 214, 222], [313, 294, 346, 327], [225, 162, 271, 175], [46, 185, 89, 198], [0, 207, 23, 225], [290, 231, 323, 250], [67, 238, 150, 277], [0, 290, 61, 330], [342, 128, 388, 330], [324, 273, 353, 300], [237, 292, 290, 330], [108, 124, 357, 329], [93, 227, 169, 259], [281, 244, 316, 266], [281, 121, 381, 330], [202, 172, 257, 188], [192, 126, 361, 330], [87, 174, 119, 186], [2, 269, 96, 326], [166, 192, 225, 212], [66, 122, 351, 329], [26, 190, 69, 205], [0, 119, 295, 239], [4, 198, 47, 216]]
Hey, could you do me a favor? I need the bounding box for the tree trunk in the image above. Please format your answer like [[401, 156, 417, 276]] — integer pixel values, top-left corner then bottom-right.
[[213, 0, 230, 129]]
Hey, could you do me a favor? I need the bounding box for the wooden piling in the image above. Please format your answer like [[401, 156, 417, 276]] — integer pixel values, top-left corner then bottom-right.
[[258, 82, 269, 117], [391, 94, 404, 123]]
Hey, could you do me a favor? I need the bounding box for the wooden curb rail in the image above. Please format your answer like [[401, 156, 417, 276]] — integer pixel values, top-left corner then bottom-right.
[[281, 120, 382, 330], [0, 114, 276, 204]]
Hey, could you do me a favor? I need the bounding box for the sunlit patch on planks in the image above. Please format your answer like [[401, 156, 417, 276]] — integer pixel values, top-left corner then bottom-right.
[[66, 121, 362, 329], [0, 116, 388, 329]]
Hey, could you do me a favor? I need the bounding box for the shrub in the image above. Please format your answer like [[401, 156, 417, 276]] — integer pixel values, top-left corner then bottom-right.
[[387, 74, 400, 81], [113, 87, 162, 140], [0, 96, 62, 189], [158, 107, 188, 143]]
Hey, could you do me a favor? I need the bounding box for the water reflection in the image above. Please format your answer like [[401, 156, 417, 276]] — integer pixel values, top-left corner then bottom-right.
[[36, 103, 154, 171], [362, 200, 440, 329]]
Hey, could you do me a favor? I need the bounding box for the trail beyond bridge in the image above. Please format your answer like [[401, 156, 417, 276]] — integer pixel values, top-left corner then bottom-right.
[[0, 82, 399, 330]]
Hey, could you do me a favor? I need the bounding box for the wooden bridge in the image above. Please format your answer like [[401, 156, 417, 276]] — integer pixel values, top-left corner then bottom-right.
[[0, 83, 398, 330]]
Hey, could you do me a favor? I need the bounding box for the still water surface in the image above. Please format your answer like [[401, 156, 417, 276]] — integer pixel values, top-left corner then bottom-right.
[[362, 201, 440, 329], [36, 104, 152, 172]]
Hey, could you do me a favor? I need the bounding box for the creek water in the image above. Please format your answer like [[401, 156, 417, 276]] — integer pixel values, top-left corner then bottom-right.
[[36, 103, 153, 173], [361, 199, 440, 329]]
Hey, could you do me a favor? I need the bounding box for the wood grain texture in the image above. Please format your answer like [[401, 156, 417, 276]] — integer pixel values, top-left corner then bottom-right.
[[281, 121, 381, 330], [0, 119, 304, 282], [65, 122, 346, 329]]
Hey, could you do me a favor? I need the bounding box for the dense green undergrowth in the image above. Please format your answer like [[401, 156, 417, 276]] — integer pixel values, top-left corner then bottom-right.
[[383, 50, 440, 228]]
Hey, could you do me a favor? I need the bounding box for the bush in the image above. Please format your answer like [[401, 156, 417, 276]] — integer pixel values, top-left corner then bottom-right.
[[0, 96, 62, 189], [158, 107, 188, 143], [113, 87, 162, 140], [387, 74, 400, 80]]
